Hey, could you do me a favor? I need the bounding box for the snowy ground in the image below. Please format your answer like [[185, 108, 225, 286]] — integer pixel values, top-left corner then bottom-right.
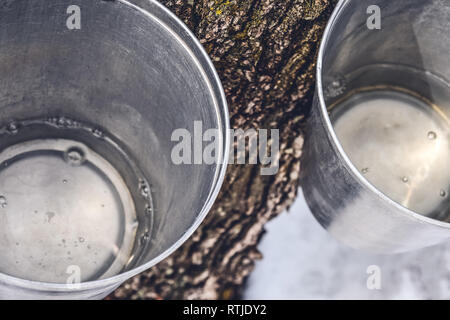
[[244, 189, 450, 300]]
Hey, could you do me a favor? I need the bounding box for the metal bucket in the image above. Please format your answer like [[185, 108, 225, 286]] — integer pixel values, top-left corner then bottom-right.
[[302, 0, 450, 254], [0, 0, 229, 299]]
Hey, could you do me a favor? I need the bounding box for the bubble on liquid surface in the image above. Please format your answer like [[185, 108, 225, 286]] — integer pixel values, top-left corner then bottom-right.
[[402, 176, 409, 183], [0, 196, 7, 208], [427, 131, 437, 140], [440, 190, 447, 198], [361, 168, 369, 174], [64, 147, 85, 166], [145, 204, 153, 216]]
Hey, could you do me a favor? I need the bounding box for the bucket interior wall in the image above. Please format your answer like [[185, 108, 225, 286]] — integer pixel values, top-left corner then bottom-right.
[[322, 0, 450, 117]]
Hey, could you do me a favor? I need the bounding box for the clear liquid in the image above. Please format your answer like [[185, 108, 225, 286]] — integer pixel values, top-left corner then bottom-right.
[[0, 117, 153, 283], [329, 66, 450, 220]]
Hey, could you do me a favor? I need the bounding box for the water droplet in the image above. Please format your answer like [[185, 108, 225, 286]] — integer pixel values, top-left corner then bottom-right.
[[58, 117, 66, 127], [46, 211, 55, 223], [139, 180, 150, 197], [326, 76, 346, 98], [331, 80, 341, 88], [140, 232, 150, 245], [62, 179, 68, 184], [92, 128, 104, 138], [402, 176, 409, 183], [0, 196, 7, 208], [131, 221, 139, 230], [361, 168, 369, 174], [440, 190, 447, 197], [427, 131, 437, 140], [145, 204, 153, 215], [6, 121, 19, 135], [55, 116, 75, 128], [79, 237, 85, 243], [64, 147, 85, 166]]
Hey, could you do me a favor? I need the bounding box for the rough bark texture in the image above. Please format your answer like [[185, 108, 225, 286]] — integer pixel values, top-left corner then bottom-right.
[[109, 0, 337, 300]]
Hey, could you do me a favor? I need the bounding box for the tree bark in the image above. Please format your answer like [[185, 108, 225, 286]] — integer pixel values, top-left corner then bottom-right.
[[109, 0, 337, 300]]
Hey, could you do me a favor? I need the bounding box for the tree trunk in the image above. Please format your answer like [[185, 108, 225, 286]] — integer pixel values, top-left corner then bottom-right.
[[109, 0, 337, 300]]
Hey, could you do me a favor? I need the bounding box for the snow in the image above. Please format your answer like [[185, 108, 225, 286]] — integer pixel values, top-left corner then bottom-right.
[[244, 189, 450, 300]]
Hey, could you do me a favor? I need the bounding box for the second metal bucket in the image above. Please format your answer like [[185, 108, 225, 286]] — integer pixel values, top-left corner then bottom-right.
[[302, 0, 450, 254]]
